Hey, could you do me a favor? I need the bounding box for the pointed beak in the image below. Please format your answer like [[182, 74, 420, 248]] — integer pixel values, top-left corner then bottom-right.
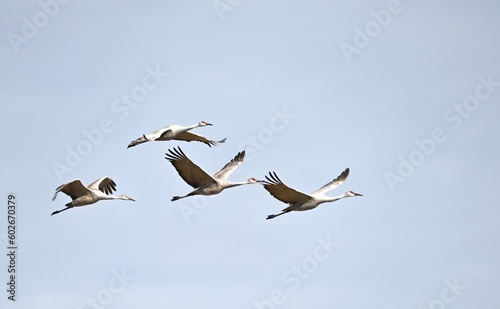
[[129, 197, 136, 202], [205, 122, 213, 126], [354, 193, 363, 196]]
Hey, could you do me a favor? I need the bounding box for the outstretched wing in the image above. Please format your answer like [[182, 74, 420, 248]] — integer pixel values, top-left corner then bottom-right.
[[174, 131, 226, 148], [165, 147, 216, 188], [87, 176, 117, 195], [312, 168, 350, 195], [262, 172, 311, 205], [52, 179, 91, 201], [213, 151, 245, 180]]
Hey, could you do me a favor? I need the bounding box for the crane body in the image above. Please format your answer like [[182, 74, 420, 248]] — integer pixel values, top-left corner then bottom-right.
[[51, 177, 135, 216], [262, 168, 362, 220], [127, 121, 226, 148], [165, 147, 258, 201]]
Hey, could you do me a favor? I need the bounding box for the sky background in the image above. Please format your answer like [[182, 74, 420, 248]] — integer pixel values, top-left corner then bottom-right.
[[1, 0, 500, 308]]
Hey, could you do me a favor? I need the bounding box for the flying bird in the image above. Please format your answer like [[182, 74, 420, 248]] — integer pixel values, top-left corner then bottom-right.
[[262, 168, 362, 220], [127, 121, 226, 148], [165, 147, 258, 201], [51, 177, 135, 216]]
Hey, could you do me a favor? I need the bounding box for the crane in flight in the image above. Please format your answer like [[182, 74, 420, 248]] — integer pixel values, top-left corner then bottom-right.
[[127, 121, 226, 148], [262, 168, 362, 220], [51, 176, 135, 216], [165, 147, 258, 201]]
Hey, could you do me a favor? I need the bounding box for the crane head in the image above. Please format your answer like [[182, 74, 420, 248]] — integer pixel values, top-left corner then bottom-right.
[[247, 177, 259, 184], [347, 190, 363, 197], [199, 120, 213, 126], [120, 195, 136, 202]]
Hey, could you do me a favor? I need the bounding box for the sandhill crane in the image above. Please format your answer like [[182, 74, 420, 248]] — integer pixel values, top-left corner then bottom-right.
[[127, 121, 226, 148], [165, 147, 258, 201], [262, 168, 362, 220], [51, 176, 135, 216]]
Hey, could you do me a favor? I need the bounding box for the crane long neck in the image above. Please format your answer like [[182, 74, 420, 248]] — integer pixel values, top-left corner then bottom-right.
[[187, 123, 201, 130], [224, 180, 253, 189], [100, 194, 124, 201], [93, 190, 131, 201], [101, 195, 117, 200], [322, 194, 348, 203]]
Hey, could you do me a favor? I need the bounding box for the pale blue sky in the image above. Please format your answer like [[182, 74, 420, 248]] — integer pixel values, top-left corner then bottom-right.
[[1, 1, 500, 308]]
